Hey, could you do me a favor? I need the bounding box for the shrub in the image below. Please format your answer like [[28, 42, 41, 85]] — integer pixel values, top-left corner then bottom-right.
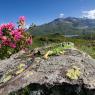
[[0, 16, 32, 59]]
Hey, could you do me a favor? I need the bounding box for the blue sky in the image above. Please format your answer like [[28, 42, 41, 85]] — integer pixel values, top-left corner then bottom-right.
[[0, 0, 95, 25]]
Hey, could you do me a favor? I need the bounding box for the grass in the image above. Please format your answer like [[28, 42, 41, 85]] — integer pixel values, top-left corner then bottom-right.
[[31, 34, 95, 59]]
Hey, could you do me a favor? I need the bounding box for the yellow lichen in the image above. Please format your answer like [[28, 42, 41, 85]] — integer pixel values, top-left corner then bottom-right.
[[16, 68, 24, 75], [17, 63, 25, 69], [3, 75, 12, 83], [66, 66, 81, 80]]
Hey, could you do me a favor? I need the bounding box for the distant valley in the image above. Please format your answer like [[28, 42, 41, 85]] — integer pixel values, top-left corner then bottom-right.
[[28, 17, 95, 39]]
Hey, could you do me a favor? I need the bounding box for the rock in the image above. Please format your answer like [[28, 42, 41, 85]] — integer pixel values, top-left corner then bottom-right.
[[0, 48, 95, 95]]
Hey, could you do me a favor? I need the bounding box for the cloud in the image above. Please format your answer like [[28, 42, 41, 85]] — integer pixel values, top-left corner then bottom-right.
[[59, 13, 64, 18], [82, 9, 95, 19]]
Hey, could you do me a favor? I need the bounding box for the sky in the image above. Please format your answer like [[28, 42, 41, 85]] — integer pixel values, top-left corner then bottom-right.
[[0, 0, 95, 26]]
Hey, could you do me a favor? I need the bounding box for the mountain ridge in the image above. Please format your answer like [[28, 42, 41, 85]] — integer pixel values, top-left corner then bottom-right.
[[28, 17, 95, 37]]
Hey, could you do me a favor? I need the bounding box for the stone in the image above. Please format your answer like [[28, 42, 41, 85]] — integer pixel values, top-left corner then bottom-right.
[[0, 47, 95, 95]]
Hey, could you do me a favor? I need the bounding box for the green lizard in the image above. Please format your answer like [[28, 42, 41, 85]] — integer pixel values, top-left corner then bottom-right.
[[36, 42, 74, 59]]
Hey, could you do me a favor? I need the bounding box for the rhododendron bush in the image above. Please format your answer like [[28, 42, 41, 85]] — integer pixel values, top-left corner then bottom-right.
[[0, 16, 32, 59]]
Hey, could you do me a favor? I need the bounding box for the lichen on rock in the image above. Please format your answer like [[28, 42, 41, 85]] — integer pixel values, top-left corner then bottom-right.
[[66, 66, 81, 80], [0, 44, 95, 95]]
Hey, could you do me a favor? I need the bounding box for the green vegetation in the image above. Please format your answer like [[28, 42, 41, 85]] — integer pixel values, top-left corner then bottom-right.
[[31, 34, 95, 59]]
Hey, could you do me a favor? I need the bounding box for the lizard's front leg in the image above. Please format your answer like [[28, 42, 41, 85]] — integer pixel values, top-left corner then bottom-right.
[[43, 50, 53, 59]]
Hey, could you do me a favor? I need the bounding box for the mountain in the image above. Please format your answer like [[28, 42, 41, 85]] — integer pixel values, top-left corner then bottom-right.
[[28, 17, 95, 38]]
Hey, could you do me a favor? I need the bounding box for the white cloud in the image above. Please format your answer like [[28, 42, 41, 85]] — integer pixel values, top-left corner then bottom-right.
[[82, 9, 95, 19], [59, 13, 64, 18]]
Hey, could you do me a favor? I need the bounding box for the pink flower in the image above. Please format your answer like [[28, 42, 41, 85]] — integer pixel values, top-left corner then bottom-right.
[[1, 36, 7, 41], [11, 30, 22, 41], [19, 16, 25, 21], [6, 23, 15, 30], [12, 29, 21, 35], [26, 37, 32, 45], [0, 24, 6, 30], [0, 23, 15, 31], [0, 16, 32, 53], [10, 43, 16, 48]]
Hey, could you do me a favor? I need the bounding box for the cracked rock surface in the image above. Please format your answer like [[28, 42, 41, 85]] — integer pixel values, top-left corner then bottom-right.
[[0, 48, 95, 95]]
